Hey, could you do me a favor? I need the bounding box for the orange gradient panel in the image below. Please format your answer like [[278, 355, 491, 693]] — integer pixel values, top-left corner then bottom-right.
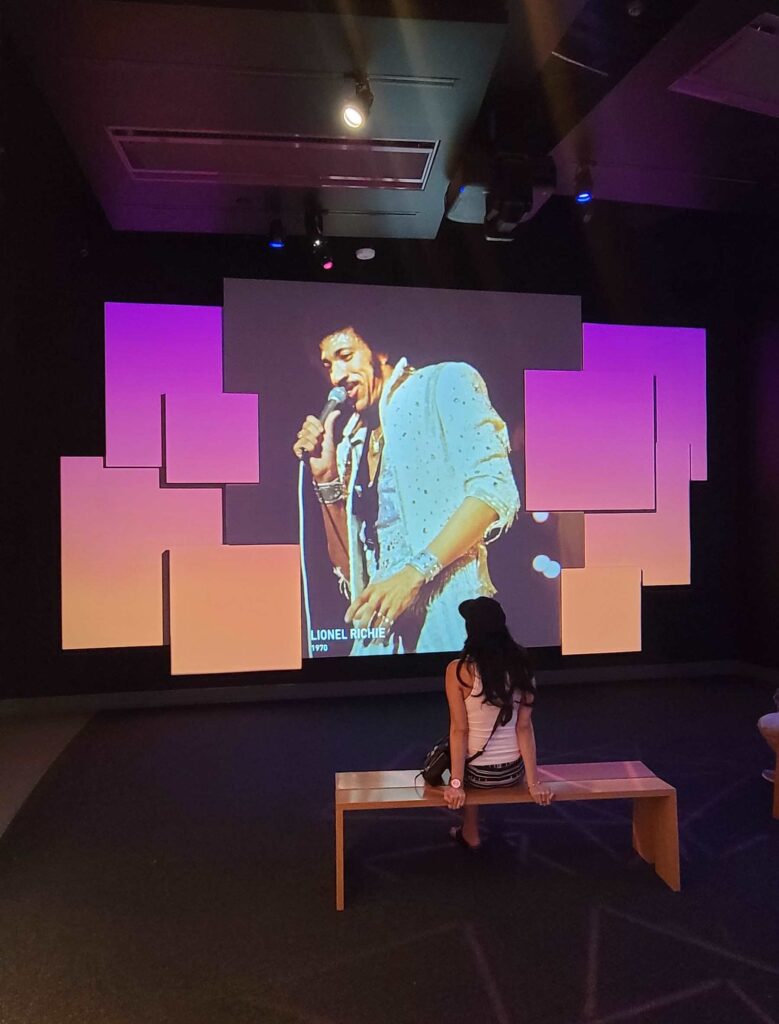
[[561, 566, 642, 655], [168, 545, 301, 675], [61, 457, 223, 649], [584, 443, 691, 585]]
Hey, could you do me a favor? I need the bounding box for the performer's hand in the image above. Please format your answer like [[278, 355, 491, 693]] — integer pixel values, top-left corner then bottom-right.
[[292, 410, 341, 483], [345, 565, 424, 631]]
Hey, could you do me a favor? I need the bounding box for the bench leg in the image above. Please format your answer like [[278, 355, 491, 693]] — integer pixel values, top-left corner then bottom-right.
[[335, 806, 345, 911], [632, 794, 680, 892]]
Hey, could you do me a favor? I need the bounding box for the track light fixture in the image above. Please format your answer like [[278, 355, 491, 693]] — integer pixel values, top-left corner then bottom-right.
[[268, 218, 285, 249], [574, 165, 593, 204], [305, 209, 334, 270], [342, 76, 373, 130]]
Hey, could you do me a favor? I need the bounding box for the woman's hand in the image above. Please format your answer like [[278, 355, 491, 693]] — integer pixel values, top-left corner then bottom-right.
[[443, 785, 467, 810], [528, 782, 554, 806]]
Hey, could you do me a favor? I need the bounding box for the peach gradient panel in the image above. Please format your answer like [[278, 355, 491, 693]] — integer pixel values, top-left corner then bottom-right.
[[583, 322, 707, 480], [164, 392, 260, 484], [585, 443, 692, 585], [168, 545, 302, 675], [524, 371, 656, 512], [104, 303, 223, 468], [61, 457, 223, 650], [561, 566, 642, 655]]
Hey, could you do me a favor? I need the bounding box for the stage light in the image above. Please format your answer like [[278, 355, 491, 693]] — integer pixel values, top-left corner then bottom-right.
[[532, 511, 550, 523], [305, 208, 334, 269], [268, 219, 285, 250], [342, 78, 373, 130], [575, 165, 593, 204], [532, 554, 551, 573], [317, 242, 334, 270]]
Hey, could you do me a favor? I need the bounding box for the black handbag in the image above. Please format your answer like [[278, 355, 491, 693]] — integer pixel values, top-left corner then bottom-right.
[[421, 708, 503, 786]]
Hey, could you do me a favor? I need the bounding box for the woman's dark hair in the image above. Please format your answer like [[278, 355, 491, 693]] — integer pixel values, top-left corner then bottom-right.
[[457, 599, 535, 723]]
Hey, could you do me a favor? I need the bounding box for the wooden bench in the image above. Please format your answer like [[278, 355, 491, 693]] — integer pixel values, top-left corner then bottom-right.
[[335, 760, 680, 910]]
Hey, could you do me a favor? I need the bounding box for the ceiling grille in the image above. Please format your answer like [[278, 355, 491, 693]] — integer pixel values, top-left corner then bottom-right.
[[108, 128, 438, 190]]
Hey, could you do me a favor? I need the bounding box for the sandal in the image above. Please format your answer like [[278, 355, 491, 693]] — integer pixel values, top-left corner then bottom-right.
[[449, 825, 482, 851]]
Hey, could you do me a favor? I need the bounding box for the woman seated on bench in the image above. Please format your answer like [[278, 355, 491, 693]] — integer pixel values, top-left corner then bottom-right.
[[444, 597, 553, 849]]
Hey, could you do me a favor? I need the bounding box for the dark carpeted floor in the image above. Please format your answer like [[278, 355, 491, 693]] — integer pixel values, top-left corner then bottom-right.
[[1, 676, 778, 1024]]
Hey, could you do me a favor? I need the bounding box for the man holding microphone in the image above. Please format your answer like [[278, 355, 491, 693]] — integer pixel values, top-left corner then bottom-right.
[[293, 326, 520, 655]]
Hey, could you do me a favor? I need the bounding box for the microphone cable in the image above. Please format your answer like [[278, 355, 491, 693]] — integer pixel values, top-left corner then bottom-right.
[[298, 459, 314, 658]]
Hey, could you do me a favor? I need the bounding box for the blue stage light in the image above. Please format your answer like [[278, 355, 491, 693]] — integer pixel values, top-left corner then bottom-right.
[[574, 164, 593, 205], [268, 218, 285, 250]]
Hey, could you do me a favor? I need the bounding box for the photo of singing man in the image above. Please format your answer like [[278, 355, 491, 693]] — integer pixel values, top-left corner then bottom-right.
[[293, 326, 520, 655]]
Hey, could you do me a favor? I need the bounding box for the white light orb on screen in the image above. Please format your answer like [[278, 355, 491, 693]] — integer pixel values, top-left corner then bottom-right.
[[532, 554, 550, 573], [542, 560, 561, 579], [356, 248, 376, 261], [532, 511, 550, 523]]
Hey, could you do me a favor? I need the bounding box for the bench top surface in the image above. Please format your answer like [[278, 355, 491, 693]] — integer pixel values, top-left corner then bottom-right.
[[335, 761, 675, 809]]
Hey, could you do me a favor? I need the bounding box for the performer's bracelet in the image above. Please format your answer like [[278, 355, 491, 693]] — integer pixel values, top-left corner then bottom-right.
[[313, 479, 344, 505], [407, 549, 443, 584]]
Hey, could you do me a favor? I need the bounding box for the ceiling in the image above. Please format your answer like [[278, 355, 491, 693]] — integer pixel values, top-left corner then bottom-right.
[[6, 0, 779, 238]]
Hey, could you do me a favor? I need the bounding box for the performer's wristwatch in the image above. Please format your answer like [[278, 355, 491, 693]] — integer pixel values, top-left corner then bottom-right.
[[450, 778, 462, 790]]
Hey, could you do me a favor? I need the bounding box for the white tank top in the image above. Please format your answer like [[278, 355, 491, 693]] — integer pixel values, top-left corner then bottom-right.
[[465, 672, 522, 766]]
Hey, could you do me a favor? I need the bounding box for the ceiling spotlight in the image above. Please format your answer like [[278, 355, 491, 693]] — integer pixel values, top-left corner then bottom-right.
[[268, 218, 285, 249], [343, 77, 373, 130], [305, 208, 334, 270], [575, 165, 593, 204]]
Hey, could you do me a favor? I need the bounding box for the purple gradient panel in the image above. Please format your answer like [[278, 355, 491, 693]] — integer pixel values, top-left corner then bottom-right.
[[165, 392, 260, 484], [105, 303, 223, 468], [525, 370, 656, 512], [583, 323, 707, 480], [585, 442, 692, 585]]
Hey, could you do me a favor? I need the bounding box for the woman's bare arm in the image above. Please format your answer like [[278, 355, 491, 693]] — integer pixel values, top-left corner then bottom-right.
[[516, 700, 553, 805], [444, 659, 470, 808]]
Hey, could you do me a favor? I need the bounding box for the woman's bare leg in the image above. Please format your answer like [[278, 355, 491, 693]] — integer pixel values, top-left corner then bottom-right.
[[461, 803, 481, 847]]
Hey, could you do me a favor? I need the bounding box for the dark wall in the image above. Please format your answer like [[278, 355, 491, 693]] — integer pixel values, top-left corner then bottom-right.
[[745, 284, 779, 670], [2, 35, 769, 700]]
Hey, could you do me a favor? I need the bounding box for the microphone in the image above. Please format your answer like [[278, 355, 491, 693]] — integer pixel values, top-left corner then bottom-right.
[[298, 385, 348, 462], [318, 385, 348, 423]]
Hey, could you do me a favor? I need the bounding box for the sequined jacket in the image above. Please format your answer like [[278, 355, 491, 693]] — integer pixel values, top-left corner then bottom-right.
[[336, 358, 520, 601]]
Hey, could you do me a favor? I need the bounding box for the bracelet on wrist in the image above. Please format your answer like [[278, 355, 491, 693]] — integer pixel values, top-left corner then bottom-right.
[[313, 479, 344, 505], [407, 549, 442, 584]]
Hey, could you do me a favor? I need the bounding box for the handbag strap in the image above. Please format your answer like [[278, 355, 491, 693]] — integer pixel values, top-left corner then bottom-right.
[[464, 706, 505, 765]]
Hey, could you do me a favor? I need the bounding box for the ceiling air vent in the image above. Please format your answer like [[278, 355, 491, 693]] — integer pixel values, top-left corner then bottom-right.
[[108, 128, 438, 190], [669, 13, 779, 119]]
